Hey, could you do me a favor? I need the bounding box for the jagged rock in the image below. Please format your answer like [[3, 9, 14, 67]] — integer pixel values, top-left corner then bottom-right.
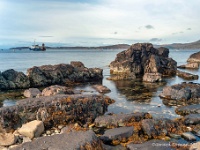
[[94, 112, 152, 128], [92, 85, 111, 93], [143, 73, 162, 82], [18, 120, 44, 139], [41, 85, 74, 96], [110, 43, 177, 80], [189, 142, 200, 150], [176, 104, 200, 115], [10, 131, 103, 150], [176, 70, 199, 80], [178, 62, 199, 69], [184, 114, 200, 125], [0, 133, 17, 146], [160, 82, 200, 104], [27, 62, 103, 87], [127, 139, 175, 150], [70, 61, 85, 68], [181, 132, 196, 141], [187, 51, 200, 63], [23, 88, 41, 98], [0, 94, 113, 132], [0, 69, 30, 90], [100, 126, 134, 142]]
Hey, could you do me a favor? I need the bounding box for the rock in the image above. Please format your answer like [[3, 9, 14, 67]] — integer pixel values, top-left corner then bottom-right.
[[127, 139, 174, 150], [23, 88, 41, 98], [41, 85, 74, 96], [169, 134, 181, 139], [110, 43, 177, 80], [0, 94, 113, 131], [92, 85, 111, 93], [22, 137, 32, 143], [18, 120, 44, 139], [0, 133, 17, 146], [187, 51, 200, 63], [193, 129, 200, 137], [176, 70, 199, 80], [178, 62, 199, 69], [143, 73, 162, 82], [184, 114, 200, 125], [176, 104, 200, 115], [94, 112, 152, 128], [70, 61, 85, 68], [0, 69, 30, 90], [27, 62, 103, 87], [102, 144, 127, 150], [100, 126, 134, 142], [189, 142, 200, 150], [181, 132, 196, 141], [0, 146, 8, 150], [160, 82, 200, 104], [10, 130, 103, 150]]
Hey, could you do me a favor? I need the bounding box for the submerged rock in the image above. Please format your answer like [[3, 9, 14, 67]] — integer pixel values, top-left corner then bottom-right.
[[176, 70, 199, 80], [110, 43, 177, 80], [10, 130, 103, 150]]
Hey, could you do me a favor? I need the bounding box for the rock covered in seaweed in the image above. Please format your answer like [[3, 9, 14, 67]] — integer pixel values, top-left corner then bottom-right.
[[109, 43, 177, 81]]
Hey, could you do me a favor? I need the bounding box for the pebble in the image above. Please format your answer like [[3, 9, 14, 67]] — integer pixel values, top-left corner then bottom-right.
[[54, 129, 61, 134], [58, 125, 64, 130], [46, 130, 51, 135]]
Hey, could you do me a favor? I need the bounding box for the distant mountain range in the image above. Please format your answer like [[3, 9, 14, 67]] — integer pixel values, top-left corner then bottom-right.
[[10, 40, 200, 50]]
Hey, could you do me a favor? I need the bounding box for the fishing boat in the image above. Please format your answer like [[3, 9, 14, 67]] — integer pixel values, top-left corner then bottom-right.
[[29, 41, 46, 51]]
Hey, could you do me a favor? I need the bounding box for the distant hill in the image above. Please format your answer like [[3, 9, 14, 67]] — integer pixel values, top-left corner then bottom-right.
[[158, 40, 200, 49]]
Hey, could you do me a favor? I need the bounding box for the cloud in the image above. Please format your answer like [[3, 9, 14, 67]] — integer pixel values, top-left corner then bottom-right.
[[187, 28, 192, 30], [145, 25, 154, 29], [150, 38, 162, 42]]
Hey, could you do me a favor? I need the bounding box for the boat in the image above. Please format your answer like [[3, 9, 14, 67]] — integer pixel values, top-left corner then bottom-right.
[[29, 41, 46, 51]]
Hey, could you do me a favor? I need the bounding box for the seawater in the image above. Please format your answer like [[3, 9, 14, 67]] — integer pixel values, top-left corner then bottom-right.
[[0, 48, 200, 119]]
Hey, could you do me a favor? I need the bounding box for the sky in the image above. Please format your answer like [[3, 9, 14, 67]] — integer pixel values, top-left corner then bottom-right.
[[0, 0, 200, 48]]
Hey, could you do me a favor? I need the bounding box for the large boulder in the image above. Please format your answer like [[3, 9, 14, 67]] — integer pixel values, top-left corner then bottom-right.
[[27, 62, 103, 87], [110, 43, 177, 80], [0, 94, 113, 132], [0, 69, 30, 90], [187, 51, 200, 63]]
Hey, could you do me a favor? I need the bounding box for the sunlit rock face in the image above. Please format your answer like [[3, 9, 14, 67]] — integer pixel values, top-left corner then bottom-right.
[[109, 43, 177, 80]]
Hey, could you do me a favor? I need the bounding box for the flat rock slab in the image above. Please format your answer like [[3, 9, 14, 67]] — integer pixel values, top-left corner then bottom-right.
[[184, 114, 200, 125], [10, 131, 103, 150], [181, 132, 196, 141], [94, 112, 151, 128], [100, 126, 134, 142], [92, 85, 111, 93], [176, 104, 200, 115], [127, 140, 175, 150], [176, 70, 199, 80]]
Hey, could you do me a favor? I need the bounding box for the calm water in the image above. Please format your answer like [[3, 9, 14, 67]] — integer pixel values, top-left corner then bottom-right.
[[0, 48, 200, 119]]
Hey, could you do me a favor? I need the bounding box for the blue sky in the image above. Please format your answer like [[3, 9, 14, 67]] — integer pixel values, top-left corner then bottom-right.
[[0, 0, 200, 48]]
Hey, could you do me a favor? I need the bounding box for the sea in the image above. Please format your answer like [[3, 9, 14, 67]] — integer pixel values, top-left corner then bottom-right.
[[0, 48, 200, 119]]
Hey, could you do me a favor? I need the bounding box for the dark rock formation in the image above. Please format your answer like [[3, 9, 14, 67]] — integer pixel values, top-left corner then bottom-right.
[[0, 94, 114, 132], [160, 82, 200, 104], [27, 62, 103, 87], [177, 62, 199, 69], [10, 130, 103, 150], [110, 43, 177, 80], [175, 104, 200, 115], [184, 114, 200, 125], [187, 51, 200, 63], [94, 112, 152, 128], [176, 70, 199, 80], [0, 69, 30, 90]]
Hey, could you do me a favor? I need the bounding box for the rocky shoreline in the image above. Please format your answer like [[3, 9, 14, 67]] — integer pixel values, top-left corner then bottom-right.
[[0, 43, 200, 150]]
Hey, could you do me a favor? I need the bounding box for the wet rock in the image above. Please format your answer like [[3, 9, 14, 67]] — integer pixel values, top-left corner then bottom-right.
[[18, 120, 44, 139], [143, 73, 162, 82], [181, 132, 196, 141], [187, 51, 200, 63], [0, 133, 17, 146], [178, 62, 199, 69], [0, 69, 30, 90], [189, 142, 200, 150], [184, 114, 200, 125], [100, 126, 134, 142], [110, 43, 177, 80], [23, 88, 41, 98], [27, 62, 103, 87], [102, 144, 127, 150], [176, 70, 199, 80], [160, 82, 200, 104], [0, 94, 113, 131], [176, 104, 200, 115], [10, 130, 103, 150], [94, 112, 152, 128], [41, 85, 74, 96], [127, 139, 174, 150], [92, 84, 111, 93], [169, 134, 181, 139]]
